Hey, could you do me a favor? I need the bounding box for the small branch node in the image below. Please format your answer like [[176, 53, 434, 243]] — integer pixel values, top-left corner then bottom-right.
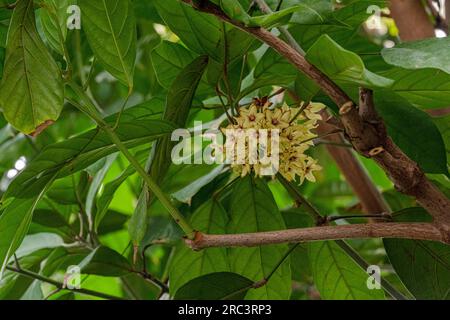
[[185, 231, 204, 251], [339, 101, 355, 115], [368, 146, 385, 157]]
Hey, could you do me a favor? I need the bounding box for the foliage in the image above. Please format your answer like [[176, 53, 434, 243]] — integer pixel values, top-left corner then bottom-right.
[[0, 0, 448, 300]]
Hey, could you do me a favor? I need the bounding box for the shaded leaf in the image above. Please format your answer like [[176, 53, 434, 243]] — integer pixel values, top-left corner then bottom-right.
[[170, 199, 229, 295], [174, 272, 254, 300], [374, 90, 448, 175], [382, 37, 450, 74], [79, 246, 132, 277], [228, 176, 291, 299], [79, 0, 136, 88], [384, 208, 450, 299], [0, 0, 64, 134], [309, 241, 385, 300], [40, 0, 70, 54], [306, 35, 393, 88]]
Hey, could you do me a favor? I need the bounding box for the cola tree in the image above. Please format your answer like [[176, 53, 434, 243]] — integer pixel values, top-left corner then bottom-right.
[[0, 0, 448, 300]]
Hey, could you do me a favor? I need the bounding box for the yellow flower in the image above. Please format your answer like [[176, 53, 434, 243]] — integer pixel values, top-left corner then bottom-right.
[[224, 100, 324, 185], [264, 107, 290, 129], [304, 103, 325, 123], [239, 104, 265, 128]]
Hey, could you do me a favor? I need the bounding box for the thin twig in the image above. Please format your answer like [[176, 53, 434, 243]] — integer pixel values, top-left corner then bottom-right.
[[5, 266, 124, 300]]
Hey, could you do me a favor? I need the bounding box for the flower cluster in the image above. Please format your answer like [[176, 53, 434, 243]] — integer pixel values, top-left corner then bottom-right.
[[224, 99, 325, 185]]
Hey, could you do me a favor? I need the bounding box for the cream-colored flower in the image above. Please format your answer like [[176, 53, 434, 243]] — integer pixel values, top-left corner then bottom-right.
[[264, 107, 290, 129], [304, 102, 325, 123], [239, 104, 265, 128], [224, 100, 324, 185]]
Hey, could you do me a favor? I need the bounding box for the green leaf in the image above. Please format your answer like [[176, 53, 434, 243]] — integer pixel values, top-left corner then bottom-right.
[[85, 154, 117, 221], [228, 176, 291, 299], [294, 71, 320, 102], [154, 0, 254, 64], [0, 0, 64, 134], [384, 208, 450, 299], [12, 233, 65, 261], [0, 171, 59, 277], [78, 246, 132, 277], [382, 37, 450, 74], [40, 0, 70, 55], [249, 5, 313, 28], [171, 165, 225, 204], [309, 241, 385, 300], [254, 48, 297, 81], [174, 272, 254, 300], [95, 165, 136, 231], [128, 190, 149, 245], [79, 0, 136, 89], [381, 67, 450, 109], [220, 0, 250, 25], [154, 0, 223, 62], [149, 55, 209, 183], [305, 35, 393, 88], [282, 209, 314, 283], [0, 249, 48, 299], [288, 0, 332, 25], [170, 199, 229, 295], [151, 41, 198, 89], [129, 56, 208, 244], [4, 109, 175, 200], [434, 114, 450, 169], [374, 90, 448, 175]]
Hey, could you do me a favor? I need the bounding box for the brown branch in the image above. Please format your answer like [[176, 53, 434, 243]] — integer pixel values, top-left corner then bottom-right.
[[186, 223, 448, 250], [390, 0, 435, 41], [180, 0, 450, 238], [316, 112, 390, 215]]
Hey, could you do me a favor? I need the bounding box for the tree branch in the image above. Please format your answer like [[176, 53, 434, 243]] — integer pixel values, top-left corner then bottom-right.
[[180, 0, 450, 237], [186, 223, 447, 250], [390, 0, 435, 40]]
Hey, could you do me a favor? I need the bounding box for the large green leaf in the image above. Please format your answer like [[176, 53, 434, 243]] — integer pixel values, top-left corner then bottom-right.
[[434, 114, 450, 169], [228, 176, 291, 299], [305, 35, 393, 89], [309, 241, 385, 300], [95, 165, 136, 231], [79, 0, 136, 89], [151, 41, 198, 89], [384, 209, 450, 299], [174, 272, 254, 300], [381, 67, 450, 109], [154, 0, 254, 64], [0, 0, 64, 134], [149, 55, 209, 183], [374, 90, 448, 175], [4, 106, 175, 200], [0, 171, 59, 277], [170, 199, 229, 295], [282, 209, 314, 283], [382, 37, 450, 74], [78, 246, 133, 277], [154, 0, 223, 61], [40, 0, 71, 55]]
